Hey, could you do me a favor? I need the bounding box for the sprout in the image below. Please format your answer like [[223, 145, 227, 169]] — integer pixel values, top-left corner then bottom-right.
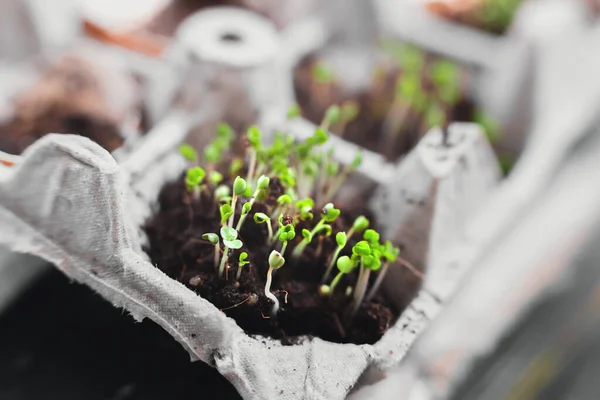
[[366, 242, 401, 303], [217, 122, 234, 141], [227, 176, 247, 228], [247, 125, 262, 149], [230, 159, 244, 177], [271, 194, 293, 220], [204, 144, 222, 164], [185, 167, 206, 198], [236, 252, 249, 280], [328, 255, 357, 295], [214, 185, 231, 204], [277, 224, 296, 255], [202, 233, 220, 269], [340, 101, 359, 124], [287, 103, 301, 119], [350, 150, 362, 169], [179, 143, 198, 163], [265, 250, 285, 316], [292, 203, 339, 260], [296, 198, 314, 221], [254, 212, 273, 242], [321, 105, 341, 130], [235, 175, 269, 231], [363, 229, 380, 244], [347, 216, 369, 240], [322, 231, 347, 284], [209, 171, 223, 185], [220, 204, 233, 225], [218, 226, 243, 278]]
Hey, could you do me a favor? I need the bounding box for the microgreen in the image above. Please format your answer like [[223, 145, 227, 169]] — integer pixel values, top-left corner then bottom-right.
[[278, 224, 296, 255], [185, 167, 206, 197], [321, 105, 341, 130], [287, 103, 301, 119], [328, 255, 357, 295], [235, 175, 269, 231], [253, 212, 273, 242], [236, 251, 249, 280], [265, 250, 285, 315], [220, 204, 233, 225], [209, 171, 223, 185], [180, 143, 198, 163], [218, 226, 243, 278], [202, 232, 220, 269], [322, 231, 347, 284], [292, 203, 339, 259]]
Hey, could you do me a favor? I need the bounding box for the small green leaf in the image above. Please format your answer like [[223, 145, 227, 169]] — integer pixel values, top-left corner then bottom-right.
[[324, 105, 341, 126], [247, 126, 262, 148], [204, 145, 221, 163], [340, 101, 359, 123], [353, 241, 371, 257], [185, 167, 206, 191], [202, 233, 219, 245], [230, 159, 244, 176], [322, 203, 340, 222], [364, 229, 380, 244], [219, 204, 233, 223], [326, 161, 339, 176], [233, 176, 247, 196], [277, 194, 292, 205], [241, 202, 252, 215], [220, 226, 238, 241], [353, 216, 370, 233], [257, 175, 270, 190], [239, 252, 249, 267], [336, 232, 347, 247], [179, 143, 198, 162], [337, 256, 355, 274], [312, 128, 328, 145], [225, 239, 243, 249], [350, 150, 362, 169], [217, 122, 234, 140], [268, 250, 285, 269], [301, 229, 312, 241], [209, 171, 223, 185], [254, 212, 269, 224], [279, 225, 296, 242], [214, 185, 230, 200]]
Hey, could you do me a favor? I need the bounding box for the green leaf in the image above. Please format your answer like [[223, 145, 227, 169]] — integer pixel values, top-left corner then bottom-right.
[[233, 176, 248, 196], [353, 241, 371, 257], [312, 128, 328, 145], [336, 232, 347, 247], [247, 126, 262, 148], [364, 229, 380, 244], [324, 105, 341, 126], [277, 194, 292, 205], [179, 144, 198, 162], [217, 123, 234, 141], [214, 185, 230, 200], [202, 233, 219, 245], [220, 204, 233, 223], [241, 202, 252, 215], [337, 256, 355, 274], [185, 167, 206, 191], [340, 101, 359, 123], [350, 150, 362, 169], [301, 229, 312, 241], [230, 159, 244, 176], [220, 226, 238, 241], [239, 252, 249, 266], [322, 203, 340, 222], [209, 171, 223, 185], [257, 175, 270, 190], [312, 61, 334, 84], [224, 239, 243, 249], [254, 212, 269, 224], [204, 145, 221, 163], [352, 216, 370, 232]]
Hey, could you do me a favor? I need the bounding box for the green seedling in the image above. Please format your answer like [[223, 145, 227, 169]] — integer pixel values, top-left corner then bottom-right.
[[328, 255, 357, 295], [185, 167, 206, 199], [253, 212, 273, 242], [335, 100, 359, 137], [227, 176, 248, 228], [235, 175, 269, 231], [265, 250, 285, 316], [271, 194, 292, 219], [348, 216, 370, 242], [202, 233, 220, 270], [209, 171, 223, 185], [214, 185, 231, 205], [218, 226, 243, 278], [236, 252, 249, 280], [220, 204, 233, 226], [292, 203, 339, 259], [321, 105, 341, 131], [277, 223, 296, 255], [322, 232, 347, 284], [179, 143, 198, 163], [230, 158, 244, 177]]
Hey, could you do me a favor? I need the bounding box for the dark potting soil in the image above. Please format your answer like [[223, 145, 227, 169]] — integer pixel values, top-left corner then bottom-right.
[[293, 55, 476, 162], [0, 57, 124, 155], [143, 173, 401, 345]]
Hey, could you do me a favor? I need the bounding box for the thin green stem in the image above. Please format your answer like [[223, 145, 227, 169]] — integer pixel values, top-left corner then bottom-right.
[[329, 271, 344, 294], [218, 246, 230, 278], [291, 219, 324, 259], [322, 245, 343, 284], [227, 195, 238, 228], [280, 241, 288, 255]]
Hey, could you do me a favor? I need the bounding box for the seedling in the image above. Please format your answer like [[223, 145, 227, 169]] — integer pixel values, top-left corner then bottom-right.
[[265, 250, 285, 316], [185, 167, 206, 199], [220, 204, 233, 226], [335, 100, 360, 137], [202, 233, 220, 269], [287, 103, 301, 119], [209, 171, 223, 185], [246, 125, 262, 184], [366, 241, 400, 303], [328, 255, 357, 295], [228, 176, 248, 228], [347, 216, 369, 241], [180, 143, 198, 163], [292, 203, 339, 259], [236, 252, 249, 280], [322, 232, 347, 284], [277, 224, 296, 255], [251, 212, 272, 242], [218, 226, 243, 278], [235, 175, 269, 231], [271, 194, 292, 219], [214, 185, 231, 205]]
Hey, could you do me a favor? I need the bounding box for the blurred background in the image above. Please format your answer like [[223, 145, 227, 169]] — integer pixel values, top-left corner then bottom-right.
[[1, 0, 600, 399]]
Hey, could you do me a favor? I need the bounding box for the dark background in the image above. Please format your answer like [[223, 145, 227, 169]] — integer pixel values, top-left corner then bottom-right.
[[0, 269, 242, 400]]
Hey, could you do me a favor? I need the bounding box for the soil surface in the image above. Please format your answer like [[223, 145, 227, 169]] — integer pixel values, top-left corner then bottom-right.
[[144, 170, 408, 345], [293, 55, 476, 162], [0, 57, 124, 155]]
